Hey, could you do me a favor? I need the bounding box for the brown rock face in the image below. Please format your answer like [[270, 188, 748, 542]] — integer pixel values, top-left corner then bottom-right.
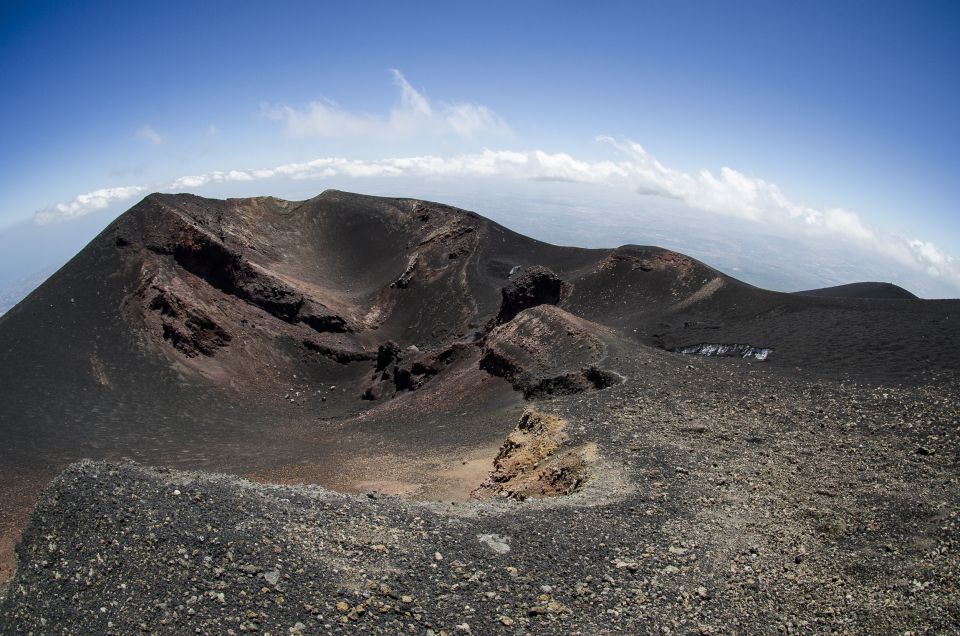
[[132, 204, 350, 335], [139, 273, 231, 358], [473, 409, 592, 500], [481, 305, 623, 398]]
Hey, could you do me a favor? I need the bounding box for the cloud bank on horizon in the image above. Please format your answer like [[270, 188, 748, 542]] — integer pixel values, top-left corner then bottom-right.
[[28, 71, 960, 294]]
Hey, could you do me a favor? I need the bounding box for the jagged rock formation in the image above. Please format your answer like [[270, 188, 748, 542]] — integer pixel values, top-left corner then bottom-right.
[[480, 305, 623, 398], [493, 265, 568, 325], [362, 343, 473, 401]]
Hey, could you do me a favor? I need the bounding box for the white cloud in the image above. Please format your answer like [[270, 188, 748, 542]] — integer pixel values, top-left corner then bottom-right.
[[34, 186, 145, 224], [33, 140, 960, 290], [169, 175, 208, 189], [135, 125, 163, 145], [168, 170, 258, 190], [391, 69, 432, 117], [262, 70, 510, 141], [907, 240, 956, 279], [207, 124, 219, 137]]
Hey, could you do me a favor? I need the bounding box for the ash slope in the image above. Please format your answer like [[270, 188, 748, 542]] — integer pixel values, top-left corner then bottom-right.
[[1, 190, 959, 632]]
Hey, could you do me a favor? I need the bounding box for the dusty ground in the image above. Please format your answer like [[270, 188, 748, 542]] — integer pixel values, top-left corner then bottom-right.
[[2, 360, 958, 634]]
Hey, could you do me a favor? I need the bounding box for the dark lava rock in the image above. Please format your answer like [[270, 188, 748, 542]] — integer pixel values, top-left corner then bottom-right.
[[364, 343, 473, 399], [375, 341, 401, 372], [494, 266, 568, 325]]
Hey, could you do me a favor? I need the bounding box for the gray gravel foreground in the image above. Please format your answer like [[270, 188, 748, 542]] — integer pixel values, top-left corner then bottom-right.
[[2, 373, 959, 634]]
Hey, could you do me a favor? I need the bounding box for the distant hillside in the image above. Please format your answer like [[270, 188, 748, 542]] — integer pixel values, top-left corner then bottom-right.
[[794, 281, 918, 300]]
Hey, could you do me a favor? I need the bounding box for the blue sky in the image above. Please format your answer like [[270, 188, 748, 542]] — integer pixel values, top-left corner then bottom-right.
[[1, 0, 959, 300]]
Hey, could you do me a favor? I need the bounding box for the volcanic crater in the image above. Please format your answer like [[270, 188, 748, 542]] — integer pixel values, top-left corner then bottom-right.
[[1, 191, 958, 633]]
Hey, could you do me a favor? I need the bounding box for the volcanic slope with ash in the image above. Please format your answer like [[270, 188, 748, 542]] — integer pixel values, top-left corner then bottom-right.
[[1, 190, 959, 632]]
